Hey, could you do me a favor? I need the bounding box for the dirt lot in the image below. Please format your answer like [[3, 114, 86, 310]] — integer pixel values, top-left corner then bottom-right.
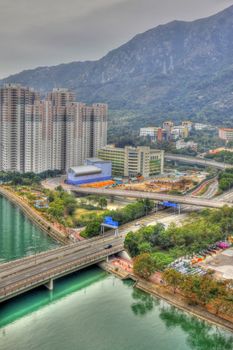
[[200, 248, 233, 279]]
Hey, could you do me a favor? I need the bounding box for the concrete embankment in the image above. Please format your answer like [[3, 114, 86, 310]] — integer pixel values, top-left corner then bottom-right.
[[135, 279, 233, 333], [0, 186, 69, 245], [101, 261, 233, 333]]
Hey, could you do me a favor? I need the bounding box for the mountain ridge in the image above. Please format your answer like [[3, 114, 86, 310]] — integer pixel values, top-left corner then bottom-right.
[[2, 5, 233, 133]]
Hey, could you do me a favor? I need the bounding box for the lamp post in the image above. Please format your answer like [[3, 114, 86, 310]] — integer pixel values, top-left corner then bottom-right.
[[33, 233, 37, 264]]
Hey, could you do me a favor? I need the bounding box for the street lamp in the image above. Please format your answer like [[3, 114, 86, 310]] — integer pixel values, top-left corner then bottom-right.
[[33, 233, 37, 264]]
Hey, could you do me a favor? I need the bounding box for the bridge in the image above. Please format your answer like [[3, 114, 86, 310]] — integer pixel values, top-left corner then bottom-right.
[[165, 154, 233, 170], [0, 235, 123, 303], [71, 187, 232, 209]]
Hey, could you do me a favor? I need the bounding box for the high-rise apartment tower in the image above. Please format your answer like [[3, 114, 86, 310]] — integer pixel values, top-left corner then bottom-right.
[[0, 85, 108, 173]]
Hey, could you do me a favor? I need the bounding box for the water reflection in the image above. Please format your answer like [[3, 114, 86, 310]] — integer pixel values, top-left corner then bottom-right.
[[131, 288, 160, 316], [0, 267, 106, 328], [159, 307, 233, 350], [0, 196, 58, 262], [130, 286, 233, 350]]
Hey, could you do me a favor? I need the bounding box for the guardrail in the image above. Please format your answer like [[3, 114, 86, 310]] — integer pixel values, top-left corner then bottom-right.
[[0, 245, 123, 302], [165, 154, 233, 170]]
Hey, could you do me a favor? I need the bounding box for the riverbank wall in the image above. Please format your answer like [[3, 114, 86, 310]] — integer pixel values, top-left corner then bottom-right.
[[100, 261, 233, 333], [0, 186, 69, 245]]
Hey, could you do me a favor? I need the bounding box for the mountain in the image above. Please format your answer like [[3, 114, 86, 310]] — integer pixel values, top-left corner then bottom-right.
[[2, 5, 233, 134]]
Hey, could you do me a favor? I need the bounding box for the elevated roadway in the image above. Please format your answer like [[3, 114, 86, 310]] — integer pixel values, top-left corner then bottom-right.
[[0, 235, 124, 303], [71, 187, 232, 209], [165, 154, 233, 170]]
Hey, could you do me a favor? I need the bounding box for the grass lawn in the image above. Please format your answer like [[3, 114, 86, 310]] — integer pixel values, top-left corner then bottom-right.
[[75, 208, 104, 221]]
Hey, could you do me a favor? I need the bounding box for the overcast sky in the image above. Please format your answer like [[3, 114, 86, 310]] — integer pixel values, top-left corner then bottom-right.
[[0, 0, 233, 78]]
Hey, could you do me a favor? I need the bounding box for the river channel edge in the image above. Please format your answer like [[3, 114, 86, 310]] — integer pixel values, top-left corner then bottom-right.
[[0, 185, 233, 335]]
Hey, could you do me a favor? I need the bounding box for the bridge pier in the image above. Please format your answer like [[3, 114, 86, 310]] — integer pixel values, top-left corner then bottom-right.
[[45, 278, 54, 291]]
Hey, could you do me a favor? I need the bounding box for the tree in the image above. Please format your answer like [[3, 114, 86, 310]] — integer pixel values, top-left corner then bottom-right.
[[133, 253, 156, 280], [152, 252, 174, 271], [55, 185, 64, 192], [83, 221, 101, 238], [48, 199, 65, 219], [63, 194, 77, 216], [163, 269, 183, 294], [98, 197, 107, 209], [124, 231, 140, 257], [138, 242, 152, 254]]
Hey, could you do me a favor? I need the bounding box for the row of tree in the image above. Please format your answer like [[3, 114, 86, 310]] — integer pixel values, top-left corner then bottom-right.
[[206, 150, 233, 165], [82, 199, 154, 238], [0, 170, 62, 186], [163, 269, 233, 317]]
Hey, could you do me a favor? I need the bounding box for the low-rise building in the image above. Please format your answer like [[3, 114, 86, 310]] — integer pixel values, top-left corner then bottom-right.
[[140, 121, 191, 143], [219, 128, 233, 142], [194, 123, 210, 130], [171, 126, 189, 140], [176, 139, 198, 151], [139, 127, 159, 141], [66, 158, 112, 185], [98, 145, 164, 177], [182, 121, 193, 132]]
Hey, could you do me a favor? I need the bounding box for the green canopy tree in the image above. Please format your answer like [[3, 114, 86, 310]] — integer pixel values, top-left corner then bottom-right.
[[133, 253, 157, 280]]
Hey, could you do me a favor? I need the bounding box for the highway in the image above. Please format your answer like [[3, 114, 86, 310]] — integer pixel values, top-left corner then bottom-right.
[[0, 235, 124, 302], [190, 178, 218, 199], [165, 154, 233, 170], [71, 187, 232, 208], [201, 180, 219, 199]]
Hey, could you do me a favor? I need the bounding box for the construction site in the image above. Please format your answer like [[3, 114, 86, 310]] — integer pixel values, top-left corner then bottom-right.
[[116, 171, 207, 194], [77, 170, 209, 195]]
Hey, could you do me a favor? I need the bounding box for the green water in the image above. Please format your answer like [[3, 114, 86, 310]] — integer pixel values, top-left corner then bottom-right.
[[0, 195, 59, 263], [0, 195, 233, 350], [0, 268, 232, 350]]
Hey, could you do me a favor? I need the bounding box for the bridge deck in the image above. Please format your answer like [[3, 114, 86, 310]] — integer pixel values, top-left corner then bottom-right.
[[72, 187, 231, 208], [0, 237, 123, 303], [165, 154, 233, 170]]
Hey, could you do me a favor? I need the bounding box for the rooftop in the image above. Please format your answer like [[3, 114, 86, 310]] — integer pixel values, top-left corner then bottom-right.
[[68, 165, 102, 176], [85, 158, 111, 164]]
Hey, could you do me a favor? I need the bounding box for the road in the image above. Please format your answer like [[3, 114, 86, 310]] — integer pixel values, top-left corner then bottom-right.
[[71, 187, 232, 209], [0, 235, 124, 302], [201, 180, 219, 199], [165, 154, 233, 170], [190, 179, 219, 199]]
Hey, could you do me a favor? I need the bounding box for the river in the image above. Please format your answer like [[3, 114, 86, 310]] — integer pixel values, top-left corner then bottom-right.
[[0, 195, 58, 263], [0, 195, 232, 350]]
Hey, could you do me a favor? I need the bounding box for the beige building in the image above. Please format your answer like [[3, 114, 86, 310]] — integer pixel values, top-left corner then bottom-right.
[[98, 145, 164, 177], [0, 85, 108, 173], [0, 84, 39, 172], [139, 127, 159, 141], [24, 100, 44, 173], [219, 128, 233, 142]]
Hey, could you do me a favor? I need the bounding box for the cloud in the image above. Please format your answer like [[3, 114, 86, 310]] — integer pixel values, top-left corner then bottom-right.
[[0, 0, 232, 78]]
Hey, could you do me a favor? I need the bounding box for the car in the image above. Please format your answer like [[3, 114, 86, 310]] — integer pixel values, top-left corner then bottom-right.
[[104, 244, 113, 249], [135, 222, 141, 226]]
